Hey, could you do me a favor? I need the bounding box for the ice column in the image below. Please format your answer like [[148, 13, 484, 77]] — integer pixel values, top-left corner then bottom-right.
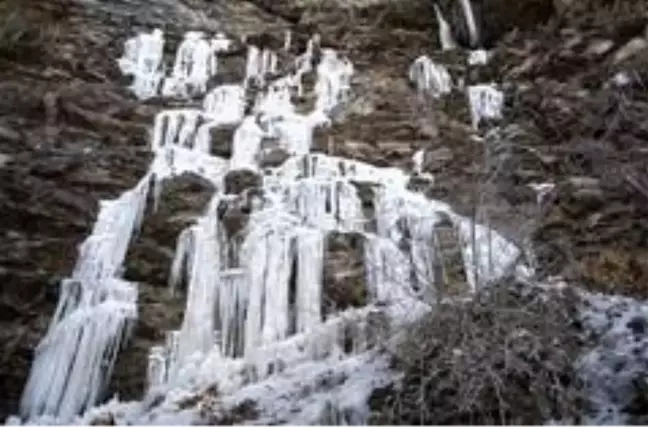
[[434, 4, 458, 50], [242, 211, 297, 355], [169, 207, 222, 382]]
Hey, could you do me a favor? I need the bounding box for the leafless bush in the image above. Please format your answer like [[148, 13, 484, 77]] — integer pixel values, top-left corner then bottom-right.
[[370, 280, 585, 425]]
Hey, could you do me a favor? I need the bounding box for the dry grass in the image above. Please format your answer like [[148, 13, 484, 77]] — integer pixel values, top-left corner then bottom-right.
[[370, 281, 585, 424]]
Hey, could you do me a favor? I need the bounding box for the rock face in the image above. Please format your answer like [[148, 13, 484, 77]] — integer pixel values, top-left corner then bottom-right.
[[323, 232, 368, 315]]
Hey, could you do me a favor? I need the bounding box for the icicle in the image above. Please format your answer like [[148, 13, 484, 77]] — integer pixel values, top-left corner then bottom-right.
[[458, 0, 480, 48], [211, 32, 232, 53], [169, 227, 195, 295], [151, 109, 202, 153], [217, 268, 247, 358], [315, 49, 354, 113], [147, 346, 168, 390], [467, 84, 504, 129], [468, 49, 490, 66], [283, 29, 292, 52], [295, 228, 324, 333], [272, 110, 329, 156], [434, 4, 458, 50]]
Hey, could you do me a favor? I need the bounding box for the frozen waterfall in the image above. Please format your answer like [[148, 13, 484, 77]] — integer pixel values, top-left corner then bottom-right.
[[14, 28, 526, 426]]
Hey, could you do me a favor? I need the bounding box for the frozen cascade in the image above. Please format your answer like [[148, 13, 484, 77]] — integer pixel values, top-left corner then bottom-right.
[[19, 175, 151, 421], [15, 29, 529, 426], [119, 30, 233, 100]]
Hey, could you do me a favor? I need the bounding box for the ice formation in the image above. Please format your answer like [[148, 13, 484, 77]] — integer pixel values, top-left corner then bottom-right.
[[408, 56, 453, 97], [19, 175, 150, 421], [458, 0, 480, 47], [119, 30, 233, 100], [467, 84, 504, 129], [434, 4, 458, 50], [15, 30, 527, 426], [117, 29, 165, 100]]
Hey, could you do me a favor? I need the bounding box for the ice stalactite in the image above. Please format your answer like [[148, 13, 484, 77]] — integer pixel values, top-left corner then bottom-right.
[[117, 29, 166, 100], [281, 178, 364, 232], [216, 268, 247, 358], [458, 0, 480, 48], [434, 4, 458, 50], [408, 55, 453, 97], [169, 227, 195, 296], [284, 30, 292, 52], [20, 175, 151, 422]]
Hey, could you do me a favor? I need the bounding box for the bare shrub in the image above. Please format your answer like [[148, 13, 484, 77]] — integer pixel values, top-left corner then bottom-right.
[[370, 280, 585, 424]]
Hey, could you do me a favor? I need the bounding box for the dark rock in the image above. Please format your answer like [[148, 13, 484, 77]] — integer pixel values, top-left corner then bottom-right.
[[224, 169, 262, 195], [422, 146, 454, 173], [322, 231, 367, 316], [258, 147, 290, 168], [627, 316, 647, 335], [209, 124, 238, 158]]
